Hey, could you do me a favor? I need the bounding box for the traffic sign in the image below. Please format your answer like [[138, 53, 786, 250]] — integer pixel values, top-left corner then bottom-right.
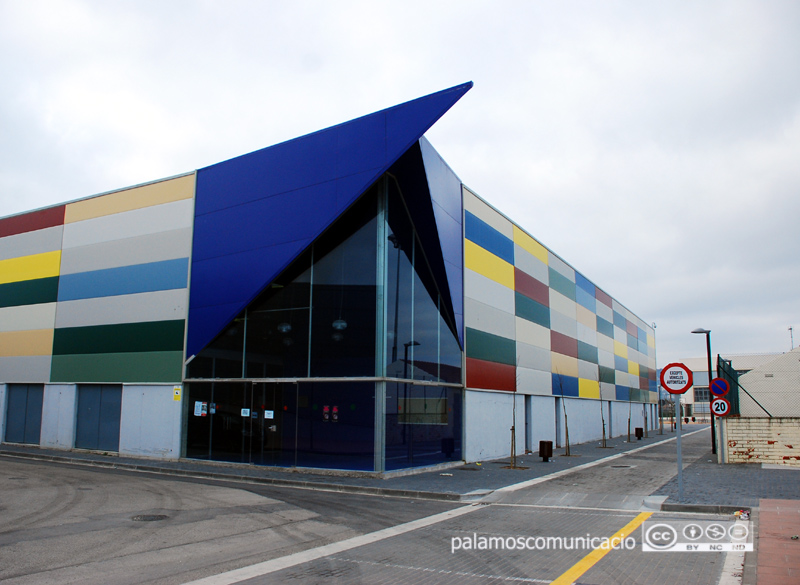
[[660, 363, 693, 395], [711, 397, 731, 417], [710, 377, 730, 397]]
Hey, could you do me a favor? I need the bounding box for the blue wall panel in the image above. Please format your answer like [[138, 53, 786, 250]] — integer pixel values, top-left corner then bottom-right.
[[188, 83, 473, 357], [464, 211, 514, 264], [57, 258, 189, 302]]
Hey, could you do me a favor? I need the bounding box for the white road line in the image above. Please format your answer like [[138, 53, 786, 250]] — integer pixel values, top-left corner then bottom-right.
[[181, 504, 481, 585]]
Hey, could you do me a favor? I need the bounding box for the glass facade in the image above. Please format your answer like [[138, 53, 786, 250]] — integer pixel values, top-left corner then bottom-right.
[[185, 176, 463, 471]]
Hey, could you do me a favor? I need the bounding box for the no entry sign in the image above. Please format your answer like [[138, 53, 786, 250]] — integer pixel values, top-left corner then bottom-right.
[[660, 363, 693, 395]]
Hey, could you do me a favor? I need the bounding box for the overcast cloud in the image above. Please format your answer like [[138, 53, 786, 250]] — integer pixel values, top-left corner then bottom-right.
[[1, 0, 798, 366]]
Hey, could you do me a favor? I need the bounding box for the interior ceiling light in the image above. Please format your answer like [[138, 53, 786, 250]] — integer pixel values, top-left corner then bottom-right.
[[277, 322, 292, 333], [332, 319, 348, 331]]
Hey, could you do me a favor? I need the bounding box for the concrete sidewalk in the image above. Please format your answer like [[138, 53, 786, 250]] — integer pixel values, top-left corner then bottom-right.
[[1, 426, 703, 503]]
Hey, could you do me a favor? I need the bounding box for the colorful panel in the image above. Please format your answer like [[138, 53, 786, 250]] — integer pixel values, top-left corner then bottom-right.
[[548, 267, 576, 301], [465, 211, 514, 264], [515, 292, 550, 328], [57, 258, 189, 301], [465, 240, 514, 289], [513, 225, 548, 265], [466, 357, 516, 392], [465, 327, 515, 366], [552, 373, 579, 397], [579, 378, 600, 399], [551, 331, 578, 358], [514, 267, 549, 306], [0, 207, 65, 383]]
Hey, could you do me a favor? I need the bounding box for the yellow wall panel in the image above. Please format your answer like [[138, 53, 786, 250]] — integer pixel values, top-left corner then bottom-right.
[[0, 250, 61, 285], [513, 225, 548, 265], [576, 305, 596, 329], [465, 240, 514, 289], [628, 360, 640, 376], [614, 340, 628, 358], [0, 329, 54, 357], [65, 173, 195, 224], [551, 352, 579, 378], [579, 378, 600, 399], [647, 333, 655, 348]]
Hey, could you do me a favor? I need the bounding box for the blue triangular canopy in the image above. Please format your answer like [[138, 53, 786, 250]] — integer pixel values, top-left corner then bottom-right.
[[187, 82, 472, 358]]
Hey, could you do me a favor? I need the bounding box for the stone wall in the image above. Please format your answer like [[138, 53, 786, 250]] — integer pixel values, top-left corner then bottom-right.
[[722, 417, 800, 466]]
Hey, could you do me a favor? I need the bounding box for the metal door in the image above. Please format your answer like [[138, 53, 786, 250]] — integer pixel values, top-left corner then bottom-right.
[[75, 385, 122, 451], [4, 384, 43, 444]]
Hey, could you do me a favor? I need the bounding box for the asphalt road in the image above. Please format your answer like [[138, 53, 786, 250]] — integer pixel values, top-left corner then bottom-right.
[[0, 431, 745, 585]]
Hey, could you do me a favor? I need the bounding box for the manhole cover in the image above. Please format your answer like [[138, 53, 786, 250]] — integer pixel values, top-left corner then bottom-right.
[[132, 514, 168, 522]]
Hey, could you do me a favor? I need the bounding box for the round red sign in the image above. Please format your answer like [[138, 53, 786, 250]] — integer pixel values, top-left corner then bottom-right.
[[660, 362, 693, 395]]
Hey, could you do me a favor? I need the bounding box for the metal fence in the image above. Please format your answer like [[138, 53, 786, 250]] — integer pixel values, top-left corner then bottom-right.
[[718, 354, 800, 418]]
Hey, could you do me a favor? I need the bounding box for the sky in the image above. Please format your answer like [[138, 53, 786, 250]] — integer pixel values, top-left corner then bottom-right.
[[1, 0, 798, 367]]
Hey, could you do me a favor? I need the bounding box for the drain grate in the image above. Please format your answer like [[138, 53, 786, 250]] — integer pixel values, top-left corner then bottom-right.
[[611, 464, 634, 468], [132, 514, 168, 522]]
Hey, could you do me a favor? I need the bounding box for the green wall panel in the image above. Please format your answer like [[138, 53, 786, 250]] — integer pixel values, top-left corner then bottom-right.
[[53, 320, 185, 355], [514, 292, 550, 328], [577, 341, 598, 364], [50, 351, 183, 383], [548, 268, 576, 301], [599, 365, 616, 385], [465, 327, 516, 366], [0, 277, 59, 308]]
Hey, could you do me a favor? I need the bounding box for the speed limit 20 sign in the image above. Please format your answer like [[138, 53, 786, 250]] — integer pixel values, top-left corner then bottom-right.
[[711, 397, 731, 417]]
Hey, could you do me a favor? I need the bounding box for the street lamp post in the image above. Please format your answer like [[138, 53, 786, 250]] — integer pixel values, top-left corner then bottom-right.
[[692, 328, 716, 455]]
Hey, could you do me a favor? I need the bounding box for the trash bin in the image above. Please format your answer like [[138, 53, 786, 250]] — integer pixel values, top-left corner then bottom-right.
[[539, 440, 553, 462], [635, 427, 644, 440]]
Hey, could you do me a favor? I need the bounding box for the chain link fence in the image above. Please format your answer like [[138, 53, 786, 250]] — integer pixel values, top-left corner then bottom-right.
[[718, 352, 800, 417]]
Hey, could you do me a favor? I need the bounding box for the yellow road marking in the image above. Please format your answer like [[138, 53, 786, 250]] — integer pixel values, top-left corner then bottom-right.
[[550, 511, 652, 585]]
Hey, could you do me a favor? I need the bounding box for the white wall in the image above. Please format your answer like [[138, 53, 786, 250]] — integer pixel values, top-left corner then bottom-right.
[[464, 390, 525, 461], [526, 394, 556, 452], [0, 384, 6, 442], [119, 385, 182, 459], [40, 384, 77, 449]]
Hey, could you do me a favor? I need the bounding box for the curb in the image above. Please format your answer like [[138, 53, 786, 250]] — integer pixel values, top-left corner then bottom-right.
[[0, 450, 463, 502], [659, 502, 751, 515]]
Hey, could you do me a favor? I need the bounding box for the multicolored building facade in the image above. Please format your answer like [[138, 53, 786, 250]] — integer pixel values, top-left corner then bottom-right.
[[0, 83, 657, 472]]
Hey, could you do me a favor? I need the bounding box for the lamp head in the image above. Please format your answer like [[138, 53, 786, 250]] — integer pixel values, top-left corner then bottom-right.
[[691, 328, 711, 335]]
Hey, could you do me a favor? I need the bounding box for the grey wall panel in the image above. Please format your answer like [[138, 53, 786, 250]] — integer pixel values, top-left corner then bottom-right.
[[464, 268, 515, 314], [550, 310, 578, 339], [62, 199, 194, 249], [513, 245, 549, 284], [0, 303, 57, 333], [597, 334, 614, 354], [0, 226, 64, 261], [55, 289, 188, 329], [59, 227, 193, 275], [516, 341, 551, 373], [612, 298, 625, 315], [577, 322, 597, 346], [596, 302, 613, 322], [463, 189, 514, 238], [600, 382, 616, 401], [548, 254, 575, 281], [516, 316, 550, 349], [549, 290, 577, 320], [598, 349, 615, 369], [614, 325, 627, 343], [578, 360, 599, 380], [119, 385, 182, 458], [464, 297, 515, 339], [0, 356, 51, 383], [40, 384, 77, 449], [516, 366, 552, 395]]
